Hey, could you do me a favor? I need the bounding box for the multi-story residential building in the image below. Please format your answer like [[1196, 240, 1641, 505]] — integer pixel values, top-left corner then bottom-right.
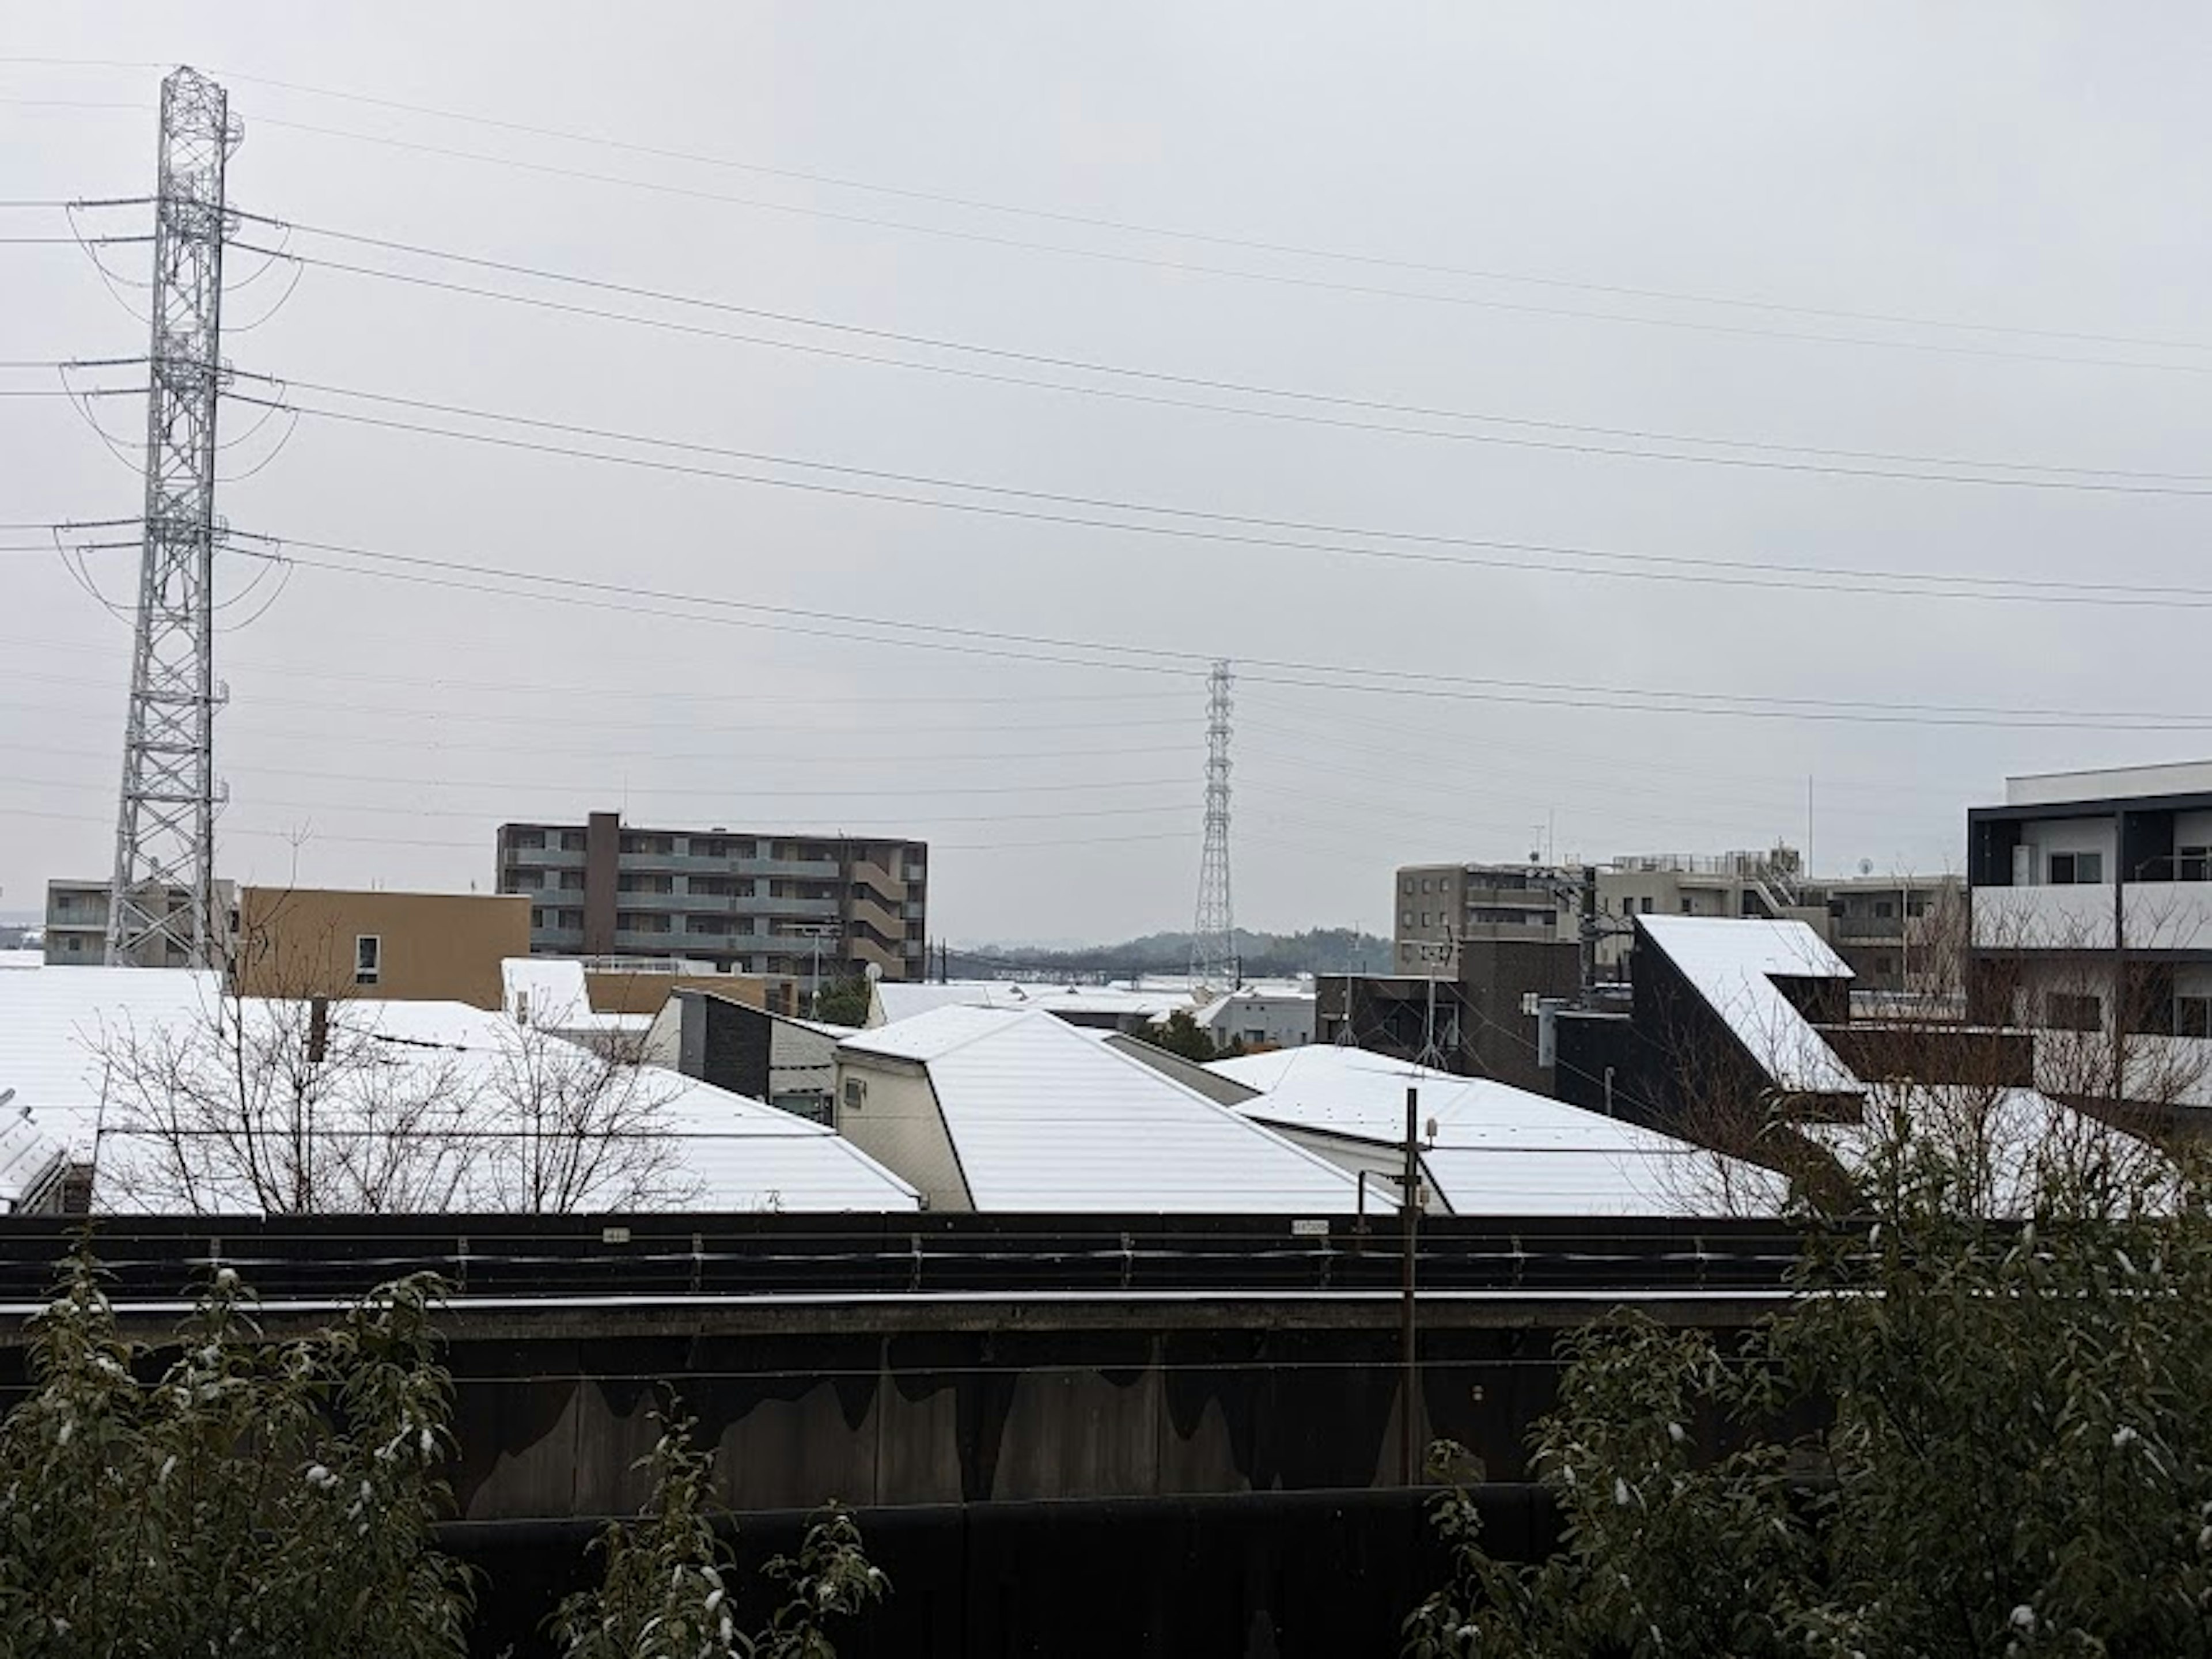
[[1968, 760, 2212, 1119], [1393, 849, 1960, 995], [1393, 862, 1574, 972], [495, 812, 927, 998], [1815, 873, 1965, 995], [43, 878, 238, 968]]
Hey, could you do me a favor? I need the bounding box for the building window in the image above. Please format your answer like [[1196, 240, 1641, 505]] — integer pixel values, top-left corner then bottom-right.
[[559, 870, 585, 891], [354, 935, 381, 987], [1641, 897, 1656, 914], [1907, 895, 1929, 918], [1679, 898, 1692, 914], [532, 907, 551, 930], [2178, 996, 2212, 1039], [2180, 847, 2212, 883], [1401, 910, 1412, 927], [1874, 899, 1895, 919], [685, 915, 722, 934], [619, 912, 673, 934], [2049, 851, 2104, 885], [617, 873, 675, 893], [1876, 955, 1897, 976], [1402, 878, 1413, 895], [510, 830, 545, 851], [560, 830, 587, 852], [2044, 991, 2103, 1032], [65, 936, 82, 953]]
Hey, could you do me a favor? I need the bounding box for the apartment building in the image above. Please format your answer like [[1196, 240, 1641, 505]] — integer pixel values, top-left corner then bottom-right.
[[43, 878, 238, 968], [1393, 862, 1573, 972], [1393, 848, 1959, 997], [495, 812, 927, 995], [1816, 873, 1965, 994], [1967, 760, 2212, 1117]]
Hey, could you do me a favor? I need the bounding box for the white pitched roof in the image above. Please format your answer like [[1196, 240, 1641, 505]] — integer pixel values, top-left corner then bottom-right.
[[1634, 915, 1861, 1096], [871, 979, 1195, 1028], [0, 971, 916, 1213], [840, 1005, 1371, 1212], [1211, 1045, 1786, 1217], [0, 966, 226, 1153], [1804, 1086, 2170, 1218]]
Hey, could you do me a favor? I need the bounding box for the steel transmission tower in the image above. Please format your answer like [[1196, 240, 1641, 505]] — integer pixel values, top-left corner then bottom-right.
[[1191, 659, 1236, 987], [107, 67, 240, 968]]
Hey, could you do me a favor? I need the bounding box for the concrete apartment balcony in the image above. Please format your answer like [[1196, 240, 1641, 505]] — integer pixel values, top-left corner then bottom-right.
[[2120, 1035, 2212, 1109], [2122, 882, 2212, 953], [1973, 884, 2116, 951], [507, 847, 585, 869]]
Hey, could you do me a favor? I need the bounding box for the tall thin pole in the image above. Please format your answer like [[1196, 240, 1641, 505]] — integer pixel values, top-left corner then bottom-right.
[[108, 67, 240, 968], [1400, 1083, 1421, 1485]]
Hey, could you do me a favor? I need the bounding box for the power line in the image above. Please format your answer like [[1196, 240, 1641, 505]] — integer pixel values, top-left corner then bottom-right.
[[12, 54, 2207, 360], [230, 221, 2212, 487], [226, 120, 2212, 375], [221, 386, 2212, 610], [194, 525, 2212, 732], [0, 803, 1193, 856]]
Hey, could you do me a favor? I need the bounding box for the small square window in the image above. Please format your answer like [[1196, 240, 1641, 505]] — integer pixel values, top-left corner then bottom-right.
[[354, 935, 381, 987], [2179, 995, 2212, 1039]]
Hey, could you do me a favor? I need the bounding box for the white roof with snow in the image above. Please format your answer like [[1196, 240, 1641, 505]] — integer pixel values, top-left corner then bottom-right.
[[1803, 1086, 2170, 1218], [0, 971, 916, 1213], [870, 979, 1197, 1029], [0, 950, 44, 971], [1211, 1046, 1786, 1217], [838, 1005, 1372, 1211], [0, 966, 225, 1153], [1635, 915, 1861, 1097]]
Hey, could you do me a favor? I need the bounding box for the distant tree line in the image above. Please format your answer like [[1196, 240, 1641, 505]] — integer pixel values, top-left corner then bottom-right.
[[948, 926, 1388, 982]]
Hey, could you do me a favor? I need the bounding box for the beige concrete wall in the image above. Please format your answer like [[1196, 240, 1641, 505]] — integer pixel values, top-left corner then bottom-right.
[[833, 1056, 969, 1210], [236, 888, 529, 1009], [583, 969, 766, 1020]]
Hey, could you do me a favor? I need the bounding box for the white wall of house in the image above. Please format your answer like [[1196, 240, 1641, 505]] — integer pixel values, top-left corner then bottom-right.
[[831, 1058, 969, 1210]]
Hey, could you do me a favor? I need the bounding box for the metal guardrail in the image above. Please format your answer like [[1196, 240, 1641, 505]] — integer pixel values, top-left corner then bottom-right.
[[0, 1213, 1808, 1306]]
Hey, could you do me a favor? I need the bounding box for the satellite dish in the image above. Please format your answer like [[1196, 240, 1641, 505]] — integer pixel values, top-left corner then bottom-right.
[[1858, 858, 1874, 876], [865, 962, 883, 983]]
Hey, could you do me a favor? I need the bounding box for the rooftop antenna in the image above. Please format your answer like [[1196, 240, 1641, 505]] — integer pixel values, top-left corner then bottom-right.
[[1190, 659, 1236, 988], [107, 66, 241, 968]]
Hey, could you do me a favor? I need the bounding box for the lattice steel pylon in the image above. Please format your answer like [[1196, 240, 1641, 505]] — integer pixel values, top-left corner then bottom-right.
[[107, 67, 240, 968], [1190, 659, 1236, 988]]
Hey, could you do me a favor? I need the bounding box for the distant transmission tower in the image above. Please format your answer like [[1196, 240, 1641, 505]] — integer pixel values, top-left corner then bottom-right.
[[1191, 658, 1236, 987], [107, 67, 240, 968]]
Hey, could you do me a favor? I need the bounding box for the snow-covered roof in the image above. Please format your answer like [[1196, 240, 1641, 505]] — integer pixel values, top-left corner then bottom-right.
[[0, 1108, 65, 1213], [1211, 1045, 1786, 1217], [1635, 915, 1861, 1097], [839, 1005, 1373, 1211], [0, 966, 225, 1154], [503, 956, 590, 1024], [870, 979, 1197, 1028], [0, 950, 44, 971], [1803, 1086, 2170, 1218], [0, 971, 916, 1213]]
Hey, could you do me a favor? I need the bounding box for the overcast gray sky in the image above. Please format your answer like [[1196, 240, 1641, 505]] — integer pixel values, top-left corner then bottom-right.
[[6, 5, 2210, 942]]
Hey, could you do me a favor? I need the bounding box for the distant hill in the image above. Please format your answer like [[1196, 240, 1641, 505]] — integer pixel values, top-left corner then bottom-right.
[[946, 927, 1389, 982]]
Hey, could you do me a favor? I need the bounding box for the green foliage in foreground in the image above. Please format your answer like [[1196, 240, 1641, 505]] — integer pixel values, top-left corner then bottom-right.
[[551, 1415, 885, 1659], [1407, 1130, 2212, 1657], [0, 1249, 885, 1659], [0, 1252, 473, 1658]]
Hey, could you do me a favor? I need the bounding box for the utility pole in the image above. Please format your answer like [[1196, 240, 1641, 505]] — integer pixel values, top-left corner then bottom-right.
[[1191, 660, 1236, 987], [108, 67, 240, 968], [1400, 1082, 1422, 1485]]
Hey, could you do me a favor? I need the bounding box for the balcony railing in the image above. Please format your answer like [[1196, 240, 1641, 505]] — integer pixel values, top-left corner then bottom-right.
[[1972, 884, 2115, 950]]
